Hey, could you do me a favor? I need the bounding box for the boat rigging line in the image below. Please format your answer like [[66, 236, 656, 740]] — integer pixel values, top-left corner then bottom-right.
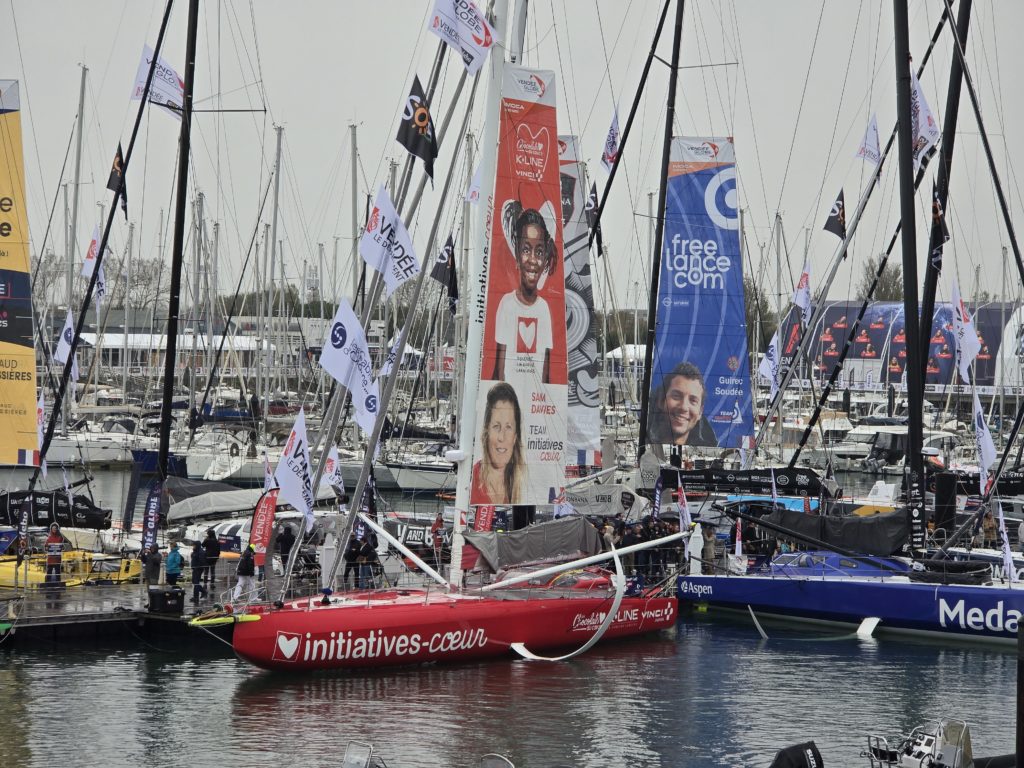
[[752, 4, 955, 465]]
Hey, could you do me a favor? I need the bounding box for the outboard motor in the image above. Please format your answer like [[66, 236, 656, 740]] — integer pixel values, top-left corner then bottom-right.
[[769, 741, 824, 768]]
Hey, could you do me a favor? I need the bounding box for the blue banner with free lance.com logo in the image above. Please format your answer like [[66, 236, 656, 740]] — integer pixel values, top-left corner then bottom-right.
[[647, 137, 754, 452]]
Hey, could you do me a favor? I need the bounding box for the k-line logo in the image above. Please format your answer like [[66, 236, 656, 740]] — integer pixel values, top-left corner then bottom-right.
[[664, 233, 732, 290]]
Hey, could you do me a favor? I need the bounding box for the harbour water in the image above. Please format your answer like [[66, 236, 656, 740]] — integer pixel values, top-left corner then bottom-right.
[[1, 616, 1018, 767], [2, 469, 1020, 767]]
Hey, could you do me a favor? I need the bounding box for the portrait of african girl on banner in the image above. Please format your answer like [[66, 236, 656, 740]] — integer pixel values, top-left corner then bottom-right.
[[473, 65, 568, 507]]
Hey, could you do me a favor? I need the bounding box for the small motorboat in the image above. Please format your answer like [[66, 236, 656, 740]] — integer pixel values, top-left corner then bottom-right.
[[862, 717, 1014, 768]]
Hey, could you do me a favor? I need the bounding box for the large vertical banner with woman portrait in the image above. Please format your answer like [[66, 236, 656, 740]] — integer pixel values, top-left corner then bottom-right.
[[0, 82, 39, 468], [473, 66, 568, 507], [646, 137, 754, 454]]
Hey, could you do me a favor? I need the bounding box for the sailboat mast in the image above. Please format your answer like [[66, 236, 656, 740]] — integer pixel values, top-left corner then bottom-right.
[[449, 0, 510, 589], [265, 125, 283, 420], [157, 0, 200, 481], [64, 65, 87, 429], [893, 0, 926, 548], [637, 0, 686, 458], [918, 0, 972, 386]]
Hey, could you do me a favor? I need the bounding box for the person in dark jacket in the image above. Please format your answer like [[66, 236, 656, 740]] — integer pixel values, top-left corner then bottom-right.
[[357, 536, 379, 589], [143, 544, 162, 586], [190, 542, 208, 603], [203, 529, 221, 585], [233, 544, 256, 601], [342, 533, 360, 590], [277, 525, 296, 566]]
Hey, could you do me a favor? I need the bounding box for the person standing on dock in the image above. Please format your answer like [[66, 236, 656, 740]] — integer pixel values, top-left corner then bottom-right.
[[165, 542, 183, 586], [233, 544, 257, 601], [190, 542, 208, 604], [45, 524, 63, 605], [143, 544, 162, 586], [203, 530, 221, 585]]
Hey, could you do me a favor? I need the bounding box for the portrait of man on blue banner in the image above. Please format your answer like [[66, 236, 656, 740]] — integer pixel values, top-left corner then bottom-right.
[[646, 137, 754, 456]]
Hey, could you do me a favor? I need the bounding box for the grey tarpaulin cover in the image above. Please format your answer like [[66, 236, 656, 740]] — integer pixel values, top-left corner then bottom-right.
[[761, 509, 909, 556], [461, 517, 602, 573]]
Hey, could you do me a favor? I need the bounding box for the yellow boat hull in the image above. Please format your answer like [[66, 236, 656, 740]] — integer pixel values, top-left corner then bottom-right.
[[0, 552, 141, 588]]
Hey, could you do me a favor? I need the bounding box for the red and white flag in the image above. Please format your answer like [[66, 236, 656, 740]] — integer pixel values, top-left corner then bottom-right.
[[952, 278, 981, 383], [793, 260, 812, 326], [600, 107, 621, 172], [81, 224, 100, 279], [427, 0, 499, 76], [465, 163, 482, 205], [132, 44, 184, 119], [249, 488, 279, 568], [321, 445, 345, 493]]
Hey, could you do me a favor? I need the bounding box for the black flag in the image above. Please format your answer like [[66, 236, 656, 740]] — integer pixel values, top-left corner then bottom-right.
[[396, 75, 438, 181], [106, 142, 128, 219], [823, 189, 846, 241], [430, 234, 459, 316], [585, 182, 604, 257], [930, 183, 950, 271]]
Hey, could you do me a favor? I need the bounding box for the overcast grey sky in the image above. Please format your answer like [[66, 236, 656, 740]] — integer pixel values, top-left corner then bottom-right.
[[2, 0, 1022, 315]]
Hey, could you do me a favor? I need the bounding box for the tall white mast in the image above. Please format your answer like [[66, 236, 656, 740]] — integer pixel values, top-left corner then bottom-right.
[[449, 0, 511, 589]]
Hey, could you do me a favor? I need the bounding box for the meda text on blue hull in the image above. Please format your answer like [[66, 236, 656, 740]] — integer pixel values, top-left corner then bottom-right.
[[678, 574, 1024, 642]]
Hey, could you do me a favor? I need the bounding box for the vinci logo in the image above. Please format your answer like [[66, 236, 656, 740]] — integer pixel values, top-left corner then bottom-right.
[[273, 631, 302, 662], [366, 206, 380, 233]]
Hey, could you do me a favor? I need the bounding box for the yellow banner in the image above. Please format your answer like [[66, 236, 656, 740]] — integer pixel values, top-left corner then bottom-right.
[[0, 80, 39, 467]]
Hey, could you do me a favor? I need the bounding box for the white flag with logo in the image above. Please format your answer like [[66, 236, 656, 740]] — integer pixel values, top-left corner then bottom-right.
[[95, 261, 107, 305], [262, 452, 274, 493], [973, 391, 997, 494], [952, 279, 981, 383], [81, 224, 100, 279], [321, 445, 345, 492], [320, 299, 379, 431], [353, 376, 381, 438], [427, 0, 500, 76], [758, 329, 780, 400], [360, 185, 419, 298], [600, 107, 621, 172], [132, 44, 184, 119], [793, 260, 812, 326], [910, 66, 941, 173], [855, 112, 882, 166], [36, 391, 47, 478], [55, 310, 74, 365], [274, 408, 314, 532], [379, 340, 400, 378], [465, 163, 482, 204]]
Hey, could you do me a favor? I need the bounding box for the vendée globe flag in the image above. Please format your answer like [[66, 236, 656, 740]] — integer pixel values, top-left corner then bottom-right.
[[54, 309, 79, 384], [274, 408, 314, 533], [973, 391, 997, 495], [360, 185, 419, 298], [81, 224, 101, 279], [910, 64, 941, 173], [855, 113, 881, 166], [600, 107, 621, 173], [131, 44, 184, 119], [428, 0, 499, 76]]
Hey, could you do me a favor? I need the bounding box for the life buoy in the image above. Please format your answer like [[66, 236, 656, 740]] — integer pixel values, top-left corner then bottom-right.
[[230, 443, 240, 458]]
